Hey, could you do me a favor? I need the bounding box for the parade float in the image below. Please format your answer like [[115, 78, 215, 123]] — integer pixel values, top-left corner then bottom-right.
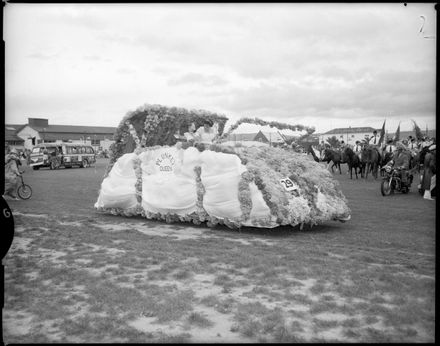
[[94, 104, 351, 229]]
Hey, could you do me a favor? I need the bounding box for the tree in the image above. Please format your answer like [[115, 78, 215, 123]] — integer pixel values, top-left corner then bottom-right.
[[326, 136, 340, 148]]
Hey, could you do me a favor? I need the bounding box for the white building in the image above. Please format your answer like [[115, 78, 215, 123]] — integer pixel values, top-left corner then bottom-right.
[[318, 127, 381, 146]]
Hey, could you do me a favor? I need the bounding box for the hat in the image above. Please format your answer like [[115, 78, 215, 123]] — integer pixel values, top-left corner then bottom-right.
[[423, 140, 433, 148], [355, 140, 360, 144], [395, 142, 405, 150]]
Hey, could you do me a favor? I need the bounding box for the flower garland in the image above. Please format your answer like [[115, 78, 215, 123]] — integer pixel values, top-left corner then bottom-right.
[[238, 171, 254, 222], [126, 121, 141, 148], [194, 166, 209, 223], [133, 156, 143, 207], [219, 117, 316, 141]]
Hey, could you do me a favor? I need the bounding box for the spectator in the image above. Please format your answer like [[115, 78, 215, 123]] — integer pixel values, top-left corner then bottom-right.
[[422, 144, 436, 200], [3, 149, 21, 200]]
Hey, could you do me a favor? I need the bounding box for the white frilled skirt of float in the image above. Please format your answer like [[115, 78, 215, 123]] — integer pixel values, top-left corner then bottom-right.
[[95, 146, 351, 229]]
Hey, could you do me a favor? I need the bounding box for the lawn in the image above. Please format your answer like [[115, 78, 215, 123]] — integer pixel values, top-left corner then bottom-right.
[[2, 158, 435, 343]]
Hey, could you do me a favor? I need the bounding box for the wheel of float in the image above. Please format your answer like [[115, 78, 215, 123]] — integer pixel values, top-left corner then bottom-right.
[[81, 159, 89, 168], [17, 184, 32, 200]]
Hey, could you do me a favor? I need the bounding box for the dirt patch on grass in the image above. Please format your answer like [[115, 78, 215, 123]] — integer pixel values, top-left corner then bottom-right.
[[3, 202, 435, 343]]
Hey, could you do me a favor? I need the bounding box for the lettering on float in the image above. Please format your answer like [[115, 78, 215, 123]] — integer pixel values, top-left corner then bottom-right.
[[155, 152, 176, 173]]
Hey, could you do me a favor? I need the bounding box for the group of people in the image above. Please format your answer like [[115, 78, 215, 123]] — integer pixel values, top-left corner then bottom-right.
[[3, 147, 23, 200], [317, 131, 436, 200], [175, 119, 219, 148]]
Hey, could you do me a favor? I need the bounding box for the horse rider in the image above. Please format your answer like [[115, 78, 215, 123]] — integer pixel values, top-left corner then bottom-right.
[[353, 140, 362, 158], [390, 142, 411, 185], [408, 137, 419, 151], [368, 130, 380, 146], [383, 139, 396, 156]]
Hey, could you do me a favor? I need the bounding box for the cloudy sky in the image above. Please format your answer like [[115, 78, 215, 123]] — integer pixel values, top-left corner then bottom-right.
[[4, 3, 436, 134]]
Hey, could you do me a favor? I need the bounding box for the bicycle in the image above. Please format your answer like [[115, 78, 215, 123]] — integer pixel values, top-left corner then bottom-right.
[[17, 172, 33, 199]]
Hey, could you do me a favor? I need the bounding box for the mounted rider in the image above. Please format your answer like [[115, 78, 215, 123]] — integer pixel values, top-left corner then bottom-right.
[[353, 140, 362, 158], [383, 139, 396, 156], [368, 130, 380, 146]]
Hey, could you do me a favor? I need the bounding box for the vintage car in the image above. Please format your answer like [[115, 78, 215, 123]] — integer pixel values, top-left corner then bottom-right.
[[29, 143, 96, 170]]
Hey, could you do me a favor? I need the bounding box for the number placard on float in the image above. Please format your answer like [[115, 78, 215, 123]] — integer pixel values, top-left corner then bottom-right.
[[279, 178, 298, 191]]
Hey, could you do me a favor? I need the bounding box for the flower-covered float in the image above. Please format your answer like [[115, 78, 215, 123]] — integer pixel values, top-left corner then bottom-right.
[[95, 104, 351, 229]]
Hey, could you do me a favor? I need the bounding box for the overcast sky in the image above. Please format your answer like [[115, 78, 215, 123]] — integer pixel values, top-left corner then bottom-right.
[[4, 3, 437, 134]]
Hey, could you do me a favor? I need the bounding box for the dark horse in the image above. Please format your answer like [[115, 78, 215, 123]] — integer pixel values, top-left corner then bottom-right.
[[360, 146, 381, 179], [306, 144, 320, 162], [322, 148, 343, 174], [341, 147, 362, 179]]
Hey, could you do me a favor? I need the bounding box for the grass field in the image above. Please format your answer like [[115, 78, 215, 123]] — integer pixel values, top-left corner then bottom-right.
[[2, 157, 435, 343]]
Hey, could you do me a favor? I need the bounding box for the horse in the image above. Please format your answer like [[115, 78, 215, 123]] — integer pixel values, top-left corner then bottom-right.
[[360, 146, 381, 179], [341, 147, 362, 179], [322, 148, 343, 174], [306, 144, 321, 162]]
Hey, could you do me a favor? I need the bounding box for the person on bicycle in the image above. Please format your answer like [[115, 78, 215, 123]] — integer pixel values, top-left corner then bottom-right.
[[391, 142, 410, 184], [3, 149, 21, 200]]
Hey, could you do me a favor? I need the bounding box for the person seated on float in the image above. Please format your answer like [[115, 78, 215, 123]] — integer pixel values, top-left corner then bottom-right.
[[183, 123, 196, 143], [391, 142, 410, 184], [194, 119, 219, 145]]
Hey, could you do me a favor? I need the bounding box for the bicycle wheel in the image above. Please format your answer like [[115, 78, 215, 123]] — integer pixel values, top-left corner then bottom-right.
[[17, 184, 33, 200]]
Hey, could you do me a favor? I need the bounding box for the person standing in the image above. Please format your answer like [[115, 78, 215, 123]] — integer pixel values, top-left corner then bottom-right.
[[3, 149, 21, 200], [422, 144, 436, 200]]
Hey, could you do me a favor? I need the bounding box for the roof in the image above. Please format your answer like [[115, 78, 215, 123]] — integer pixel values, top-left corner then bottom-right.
[[261, 131, 285, 143], [26, 124, 116, 134], [5, 124, 27, 132], [5, 127, 25, 142], [226, 133, 258, 141], [323, 127, 379, 135]]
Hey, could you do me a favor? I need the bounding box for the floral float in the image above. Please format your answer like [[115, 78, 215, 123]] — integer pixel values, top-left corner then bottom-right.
[[95, 104, 351, 229]]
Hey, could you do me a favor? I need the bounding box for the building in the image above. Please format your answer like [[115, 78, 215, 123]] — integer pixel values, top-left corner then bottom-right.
[[5, 118, 117, 153], [317, 126, 436, 146], [318, 127, 381, 146], [226, 130, 288, 146], [5, 125, 25, 152]]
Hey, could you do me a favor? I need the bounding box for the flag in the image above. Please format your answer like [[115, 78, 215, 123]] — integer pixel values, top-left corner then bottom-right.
[[412, 119, 424, 140], [378, 120, 386, 146], [393, 122, 400, 143]]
